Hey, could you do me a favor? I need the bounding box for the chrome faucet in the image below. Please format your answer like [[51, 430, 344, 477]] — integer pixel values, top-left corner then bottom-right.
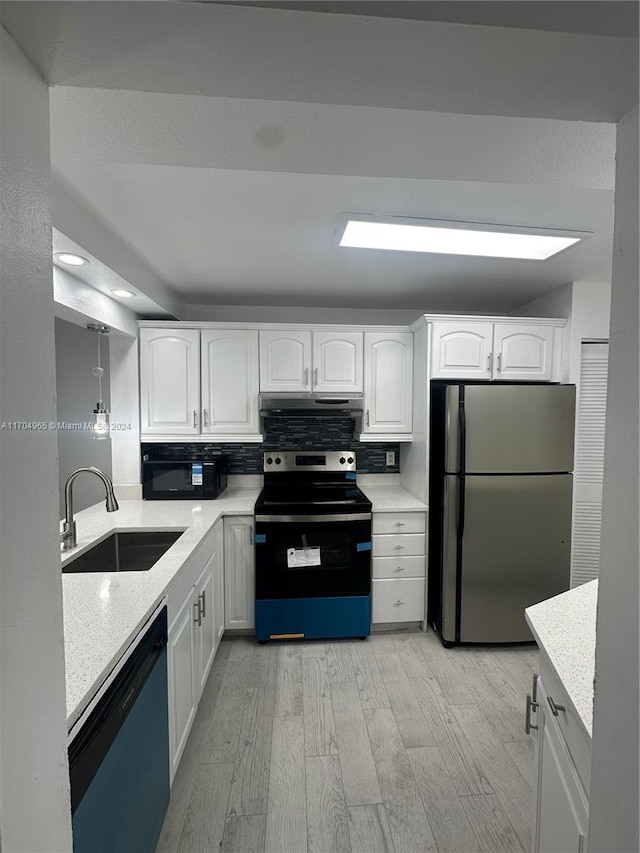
[[60, 467, 119, 551]]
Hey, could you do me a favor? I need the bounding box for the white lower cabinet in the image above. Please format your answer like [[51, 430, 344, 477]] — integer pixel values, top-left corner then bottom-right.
[[167, 519, 224, 782], [167, 589, 197, 782], [372, 577, 425, 623], [531, 667, 591, 853], [212, 519, 225, 647], [372, 511, 426, 623], [224, 516, 255, 630], [194, 562, 216, 697]]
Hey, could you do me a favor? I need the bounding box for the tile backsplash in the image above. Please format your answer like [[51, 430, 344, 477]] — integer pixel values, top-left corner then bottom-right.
[[144, 416, 400, 474]]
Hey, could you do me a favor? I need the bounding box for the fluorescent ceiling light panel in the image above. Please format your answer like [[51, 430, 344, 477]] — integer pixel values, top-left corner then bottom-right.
[[339, 218, 584, 260]]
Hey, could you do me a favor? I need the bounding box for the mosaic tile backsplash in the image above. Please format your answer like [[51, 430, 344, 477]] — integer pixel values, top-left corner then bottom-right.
[[143, 417, 400, 475]]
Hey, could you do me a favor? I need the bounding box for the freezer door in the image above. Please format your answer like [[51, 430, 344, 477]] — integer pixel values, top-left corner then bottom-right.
[[459, 474, 572, 643], [454, 384, 576, 474]]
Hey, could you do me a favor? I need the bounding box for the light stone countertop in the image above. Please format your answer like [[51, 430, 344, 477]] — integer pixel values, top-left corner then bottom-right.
[[525, 579, 598, 740], [359, 483, 428, 512], [61, 488, 259, 732]]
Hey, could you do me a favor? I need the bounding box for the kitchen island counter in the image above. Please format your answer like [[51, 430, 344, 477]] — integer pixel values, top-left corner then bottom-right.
[[526, 579, 597, 740], [61, 489, 259, 731]]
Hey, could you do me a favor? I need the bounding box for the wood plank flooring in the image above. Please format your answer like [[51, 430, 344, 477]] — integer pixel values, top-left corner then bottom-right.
[[157, 631, 538, 853]]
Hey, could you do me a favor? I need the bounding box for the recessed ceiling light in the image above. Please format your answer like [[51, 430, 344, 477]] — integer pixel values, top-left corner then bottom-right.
[[111, 289, 135, 299], [338, 216, 588, 260], [55, 252, 88, 266]]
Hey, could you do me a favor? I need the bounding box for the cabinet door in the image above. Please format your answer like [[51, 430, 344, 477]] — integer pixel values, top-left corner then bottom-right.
[[259, 330, 311, 392], [140, 328, 200, 434], [224, 516, 255, 630], [167, 591, 197, 782], [201, 329, 260, 434], [534, 685, 589, 853], [363, 332, 413, 434], [312, 331, 363, 394], [212, 521, 225, 647], [194, 560, 216, 697], [430, 322, 493, 379], [494, 324, 554, 381]]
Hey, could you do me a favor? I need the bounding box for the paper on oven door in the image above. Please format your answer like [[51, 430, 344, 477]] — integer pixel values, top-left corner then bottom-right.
[[287, 547, 321, 568]]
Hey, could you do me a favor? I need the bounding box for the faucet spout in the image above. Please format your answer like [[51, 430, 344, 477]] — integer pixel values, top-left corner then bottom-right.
[[61, 467, 119, 551]]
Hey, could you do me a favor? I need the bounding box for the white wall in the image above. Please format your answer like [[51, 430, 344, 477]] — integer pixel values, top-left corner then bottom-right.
[[588, 106, 639, 853], [186, 303, 423, 325], [109, 332, 142, 497], [0, 28, 72, 852]]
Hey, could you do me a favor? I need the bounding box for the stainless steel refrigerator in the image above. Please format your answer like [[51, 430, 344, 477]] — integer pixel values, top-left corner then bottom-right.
[[428, 383, 576, 645]]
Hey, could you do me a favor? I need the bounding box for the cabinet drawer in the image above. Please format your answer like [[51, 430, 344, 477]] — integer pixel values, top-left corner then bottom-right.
[[372, 533, 425, 558], [539, 659, 592, 793], [373, 512, 425, 535], [372, 555, 425, 579], [372, 578, 425, 623]]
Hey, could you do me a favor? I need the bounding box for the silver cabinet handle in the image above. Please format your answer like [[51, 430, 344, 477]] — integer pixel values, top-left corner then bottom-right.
[[366, 408, 370, 426], [394, 544, 405, 550], [487, 353, 492, 370], [248, 525, 253, 546], [532, 673, 539, 703], [193, 601, 202, 627], [394, 600, 404, 606], [193, 410, 198, 428], [199, 590, 206, 618], [314, 367, 318, 387], [304, 367, 309, 386], [394, 566, 405, 573], [497, 353, 502, 372], [394, 521, 406, 527], [525, 693, 538, 733], [547, 695, 566, 716], [203, 409, 208, 427]]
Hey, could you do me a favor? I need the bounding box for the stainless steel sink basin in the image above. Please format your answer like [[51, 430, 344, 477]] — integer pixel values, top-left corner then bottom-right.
[[62, 530, 184, 573]]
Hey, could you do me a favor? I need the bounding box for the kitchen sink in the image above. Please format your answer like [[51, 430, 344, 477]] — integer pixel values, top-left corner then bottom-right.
[[62, 530, 184, 574]]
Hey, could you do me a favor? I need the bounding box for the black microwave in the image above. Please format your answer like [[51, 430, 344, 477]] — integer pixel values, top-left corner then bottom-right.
[[142, 457, 228, 500]]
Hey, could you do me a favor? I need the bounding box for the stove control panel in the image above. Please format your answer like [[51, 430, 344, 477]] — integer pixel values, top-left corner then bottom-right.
[[263, 450, 356, 472]]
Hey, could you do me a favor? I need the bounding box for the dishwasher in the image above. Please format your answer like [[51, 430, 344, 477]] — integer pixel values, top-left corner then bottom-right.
[[68, 603, 170, 853]]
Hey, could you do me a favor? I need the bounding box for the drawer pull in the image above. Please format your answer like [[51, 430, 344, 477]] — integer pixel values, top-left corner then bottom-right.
[[394, 566, 405, 573], [394, 522, 406, 527], [547, 695, 566, 716], [394, 599, 405, 606], [193, 601, 202, 627], [525, 693, 538, 734], [394, 544, 405, 550]]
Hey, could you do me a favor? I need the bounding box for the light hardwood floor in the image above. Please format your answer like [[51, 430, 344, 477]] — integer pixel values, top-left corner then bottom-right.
[[157, 631, 538, 853]]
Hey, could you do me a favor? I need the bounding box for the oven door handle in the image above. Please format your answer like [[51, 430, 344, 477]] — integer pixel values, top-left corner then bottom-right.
[[255, 513, 372, 523]]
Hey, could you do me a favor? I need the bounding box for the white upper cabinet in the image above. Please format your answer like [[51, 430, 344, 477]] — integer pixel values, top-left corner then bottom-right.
[[201, 330, 260, 434], [362, 332, 413, 435], [140, 328, 200, 434], [430, 322, 493, 379], [259, 330, 312, 393], [312, 331, 363, 394], [259, 330, 363, 394], [493, 324, 554, 381], [430, 320, 559, 381]]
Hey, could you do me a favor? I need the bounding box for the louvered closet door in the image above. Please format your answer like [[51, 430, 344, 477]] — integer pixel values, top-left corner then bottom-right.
[[571, 342, 609, 587]]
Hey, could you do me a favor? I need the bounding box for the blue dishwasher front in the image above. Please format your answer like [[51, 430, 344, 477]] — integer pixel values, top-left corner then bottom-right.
[[69, 605, 170, 853]]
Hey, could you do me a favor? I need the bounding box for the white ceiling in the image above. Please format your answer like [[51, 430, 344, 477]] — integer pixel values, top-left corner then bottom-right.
[[2, 1, 637, 317]]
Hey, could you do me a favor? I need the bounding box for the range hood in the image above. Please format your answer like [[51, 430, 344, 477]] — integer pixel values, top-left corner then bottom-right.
[[260, 393, 364, 417]]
